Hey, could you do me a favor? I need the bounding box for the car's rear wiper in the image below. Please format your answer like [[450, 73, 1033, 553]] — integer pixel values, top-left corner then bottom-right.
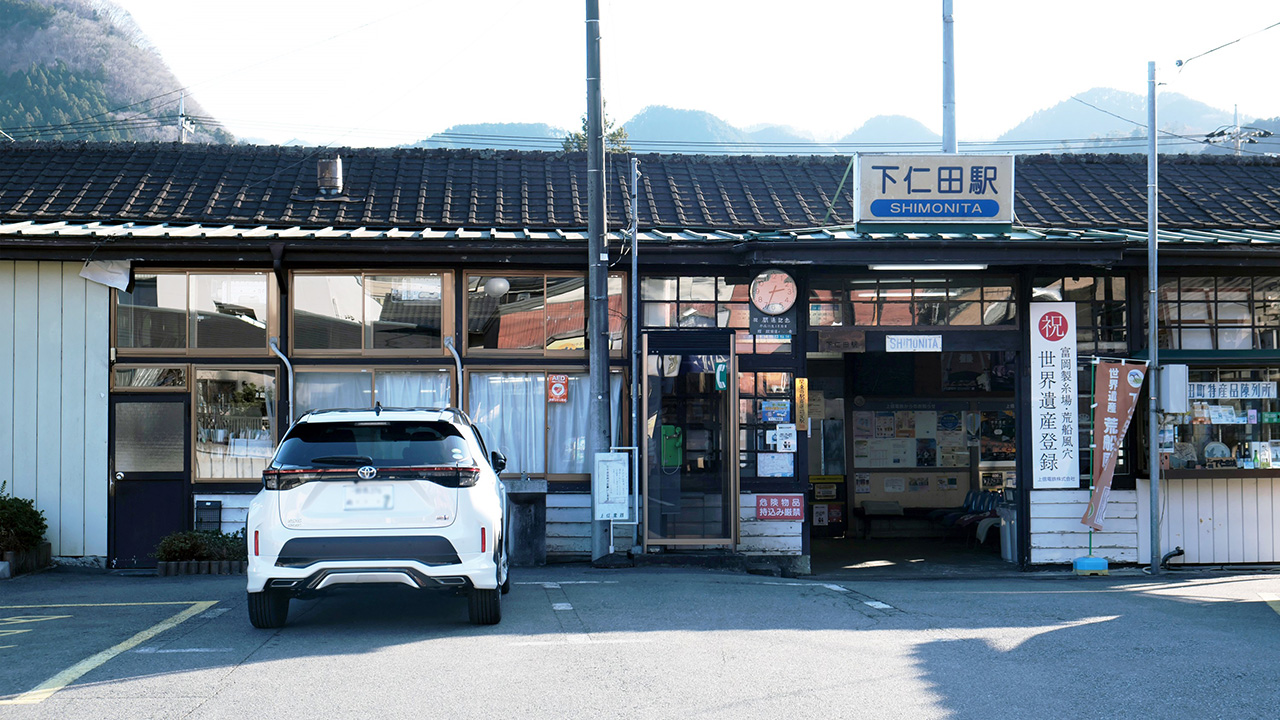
[[308, 455, 374, 466]]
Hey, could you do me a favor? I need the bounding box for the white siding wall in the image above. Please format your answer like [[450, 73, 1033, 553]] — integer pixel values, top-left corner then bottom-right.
[[1137, 477, 1280, 565], [1, 262, 110, 557], [194, 493, 254, 536], [1029, 489, 1139, 564]]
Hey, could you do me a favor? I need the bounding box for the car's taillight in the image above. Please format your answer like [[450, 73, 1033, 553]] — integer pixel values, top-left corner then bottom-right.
[[417, 467, 481, 488], [254, 530, 259, 557], [481, 526, 486, 553], [263, 471, 278, 490]]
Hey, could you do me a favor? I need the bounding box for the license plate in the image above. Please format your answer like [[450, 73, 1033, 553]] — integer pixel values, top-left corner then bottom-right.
[[344, 484, 393, 510]]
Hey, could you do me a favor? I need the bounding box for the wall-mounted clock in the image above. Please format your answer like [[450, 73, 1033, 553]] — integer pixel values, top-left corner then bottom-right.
[[749, 269, 798, 316]]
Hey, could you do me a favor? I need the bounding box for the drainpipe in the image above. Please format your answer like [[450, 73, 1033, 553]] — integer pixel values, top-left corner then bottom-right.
[[268, 337, 294, 422], [444, 337, 464, 407]]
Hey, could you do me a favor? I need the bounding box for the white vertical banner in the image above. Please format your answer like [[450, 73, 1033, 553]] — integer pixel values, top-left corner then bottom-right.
[[1030, 302, 1080, 489]]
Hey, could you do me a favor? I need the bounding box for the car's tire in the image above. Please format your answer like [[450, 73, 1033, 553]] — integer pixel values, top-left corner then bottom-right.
[[468, 586, 502, 625], [247, 589, 290, 629], [499, 541, 511, 594]]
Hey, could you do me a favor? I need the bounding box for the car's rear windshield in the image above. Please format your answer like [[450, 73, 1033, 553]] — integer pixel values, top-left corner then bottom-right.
[[272, 421, 473, 469]]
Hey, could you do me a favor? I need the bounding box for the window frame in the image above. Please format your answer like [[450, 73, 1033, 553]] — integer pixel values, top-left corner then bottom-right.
[[112, 269, 279, 357], [292, 365, 456, 420], [463, 365, 627, 482]]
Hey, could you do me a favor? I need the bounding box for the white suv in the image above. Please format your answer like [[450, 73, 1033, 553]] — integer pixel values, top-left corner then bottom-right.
[[246, 407, 509, 628]]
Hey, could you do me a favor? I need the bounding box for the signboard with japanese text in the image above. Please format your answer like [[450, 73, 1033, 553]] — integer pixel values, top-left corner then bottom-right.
[[1082, 360, 1146, 530], [1030, 303, 1080, 489], [1187, 382, 1277, 400], [755, 494, 805, 520], [593, 452, 631, 521], [856, 154, 1014, 224]]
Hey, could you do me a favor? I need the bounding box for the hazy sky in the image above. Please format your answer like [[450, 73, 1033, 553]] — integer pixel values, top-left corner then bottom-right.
[[114, 1, 1280, 147]]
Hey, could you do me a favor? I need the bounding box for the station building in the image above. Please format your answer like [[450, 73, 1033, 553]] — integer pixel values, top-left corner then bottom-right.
[[2, 143, 1278, 571]]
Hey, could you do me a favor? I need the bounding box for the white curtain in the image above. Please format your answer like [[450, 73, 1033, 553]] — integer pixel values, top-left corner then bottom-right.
[[375, 371, 452, 409], [295, 372, 372, 419], [469, 373, 546, 475], [548, 373, 625, 474]]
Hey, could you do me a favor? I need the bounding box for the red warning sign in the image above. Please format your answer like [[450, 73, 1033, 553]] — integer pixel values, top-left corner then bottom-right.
[[548, 374, 569, 403]]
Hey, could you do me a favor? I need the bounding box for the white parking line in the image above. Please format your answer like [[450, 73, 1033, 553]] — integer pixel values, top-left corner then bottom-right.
[[135, 647, 235, 654], [762, 581, 850, 593], [515, 581, 619, 589], [551, 603, 574, 611], [510, 637, 652, 647], [864, 600, 894, 610]]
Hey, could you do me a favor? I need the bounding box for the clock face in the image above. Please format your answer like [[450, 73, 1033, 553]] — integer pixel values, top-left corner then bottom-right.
[[750, 270, 797, 316]]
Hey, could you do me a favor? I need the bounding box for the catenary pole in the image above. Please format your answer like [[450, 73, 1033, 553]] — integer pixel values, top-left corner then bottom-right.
[[586, 0, 611, 562], [1147, 61, 1161, 574], [942, 0, 956, 153]]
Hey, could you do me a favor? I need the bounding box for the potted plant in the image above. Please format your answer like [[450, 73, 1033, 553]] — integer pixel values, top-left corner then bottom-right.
[[0, 480, 51, 576], [154, 529, 248, 575]]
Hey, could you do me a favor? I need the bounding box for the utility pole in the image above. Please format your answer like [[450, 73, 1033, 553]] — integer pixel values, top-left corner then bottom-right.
[[178, 92, 188, 144], [1146, 61, 1161, 574], [586, 0, 611, 562], [941, 0, 956, 153]]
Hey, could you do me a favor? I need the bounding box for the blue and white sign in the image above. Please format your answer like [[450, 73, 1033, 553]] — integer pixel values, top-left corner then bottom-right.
[[856, 154, 1015, 224], [886, 335, 942, 352]]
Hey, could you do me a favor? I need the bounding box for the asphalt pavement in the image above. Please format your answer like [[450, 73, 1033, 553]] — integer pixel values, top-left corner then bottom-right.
[[2, 563, 1278, 719]]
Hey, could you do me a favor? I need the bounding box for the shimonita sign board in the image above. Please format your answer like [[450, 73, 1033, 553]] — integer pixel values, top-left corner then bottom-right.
[[855, 154, 1015, 225]]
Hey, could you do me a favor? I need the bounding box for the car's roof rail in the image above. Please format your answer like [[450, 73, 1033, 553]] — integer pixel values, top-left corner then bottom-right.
[[301, 406, 474, 425]]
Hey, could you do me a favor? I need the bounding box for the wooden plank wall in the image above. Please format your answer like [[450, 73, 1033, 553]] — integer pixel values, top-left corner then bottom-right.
[[547, 492, 591, 557], [1137, 477, 1280, 564], [739, 493, 802, 555], [0, 262, 110, 557], [1029, 489, 1139, 564]]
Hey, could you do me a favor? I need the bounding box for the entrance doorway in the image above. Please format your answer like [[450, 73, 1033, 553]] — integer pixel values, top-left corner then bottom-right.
[[642, 330, 738, 549], [109, 394, 190, 568], [808, 349, 1021, 574]]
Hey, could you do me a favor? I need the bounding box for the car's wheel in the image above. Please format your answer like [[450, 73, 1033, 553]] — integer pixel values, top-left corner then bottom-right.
[[468, 585, 502, 625], [247, 589, 290, 629]]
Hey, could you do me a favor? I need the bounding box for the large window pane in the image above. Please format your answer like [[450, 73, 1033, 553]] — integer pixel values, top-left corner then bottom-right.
[[545, 374, 626, 474], [365, 275, 444, 349], [116, 274, 187, 349], [295, 372, 371, 419], [545, 276, 586, 350], [468, 276, 545, 350], [190, 274, 268, 349], [293, 275, 363, 351], [469, 372, 546, 474], [196, 369, 277, 480]]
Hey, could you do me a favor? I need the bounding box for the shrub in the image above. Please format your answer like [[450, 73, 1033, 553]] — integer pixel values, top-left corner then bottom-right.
[[0, 480, 49, 553], [153, 529, 248, 562]]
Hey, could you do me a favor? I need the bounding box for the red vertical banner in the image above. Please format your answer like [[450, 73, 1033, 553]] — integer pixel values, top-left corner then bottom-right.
[[1081, 360, 1147, 530]]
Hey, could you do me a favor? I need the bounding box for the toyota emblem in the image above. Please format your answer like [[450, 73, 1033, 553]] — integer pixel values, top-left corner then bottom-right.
[[357, 466, 377, 480]]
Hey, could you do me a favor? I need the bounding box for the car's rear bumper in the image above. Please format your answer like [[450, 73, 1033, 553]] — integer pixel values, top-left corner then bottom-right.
[[248, 536, 498, 594]]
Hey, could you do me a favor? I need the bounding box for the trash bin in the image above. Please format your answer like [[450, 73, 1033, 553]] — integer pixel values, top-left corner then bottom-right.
[[997, 503, 1018, 563]]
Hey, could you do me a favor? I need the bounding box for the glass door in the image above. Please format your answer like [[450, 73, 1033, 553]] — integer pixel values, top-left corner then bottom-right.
[[643, 330, 738, 547]]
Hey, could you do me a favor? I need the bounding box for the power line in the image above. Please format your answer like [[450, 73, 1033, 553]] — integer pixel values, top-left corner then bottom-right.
[[1176, 19, 1280, 68]]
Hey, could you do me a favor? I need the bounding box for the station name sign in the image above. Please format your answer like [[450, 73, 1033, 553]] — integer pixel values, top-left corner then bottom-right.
[[856, 154, 1014, 225]]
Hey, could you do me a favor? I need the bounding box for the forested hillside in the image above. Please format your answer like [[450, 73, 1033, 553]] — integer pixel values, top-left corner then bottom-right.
[[0, 0, 231, 142]]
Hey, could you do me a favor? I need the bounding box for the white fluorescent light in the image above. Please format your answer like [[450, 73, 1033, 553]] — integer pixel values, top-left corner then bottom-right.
[[868, 264, 988, 271]]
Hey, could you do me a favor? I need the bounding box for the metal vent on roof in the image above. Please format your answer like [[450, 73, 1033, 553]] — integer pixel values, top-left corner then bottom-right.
[[317, 156, 343, 196]]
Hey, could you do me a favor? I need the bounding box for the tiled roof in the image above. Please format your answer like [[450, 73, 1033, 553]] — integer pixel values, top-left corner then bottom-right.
[[3, 143, 1280, 232]]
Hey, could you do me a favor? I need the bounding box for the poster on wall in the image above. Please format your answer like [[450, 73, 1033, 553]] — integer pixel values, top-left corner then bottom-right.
[[1029, 302, 1080, 489]]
